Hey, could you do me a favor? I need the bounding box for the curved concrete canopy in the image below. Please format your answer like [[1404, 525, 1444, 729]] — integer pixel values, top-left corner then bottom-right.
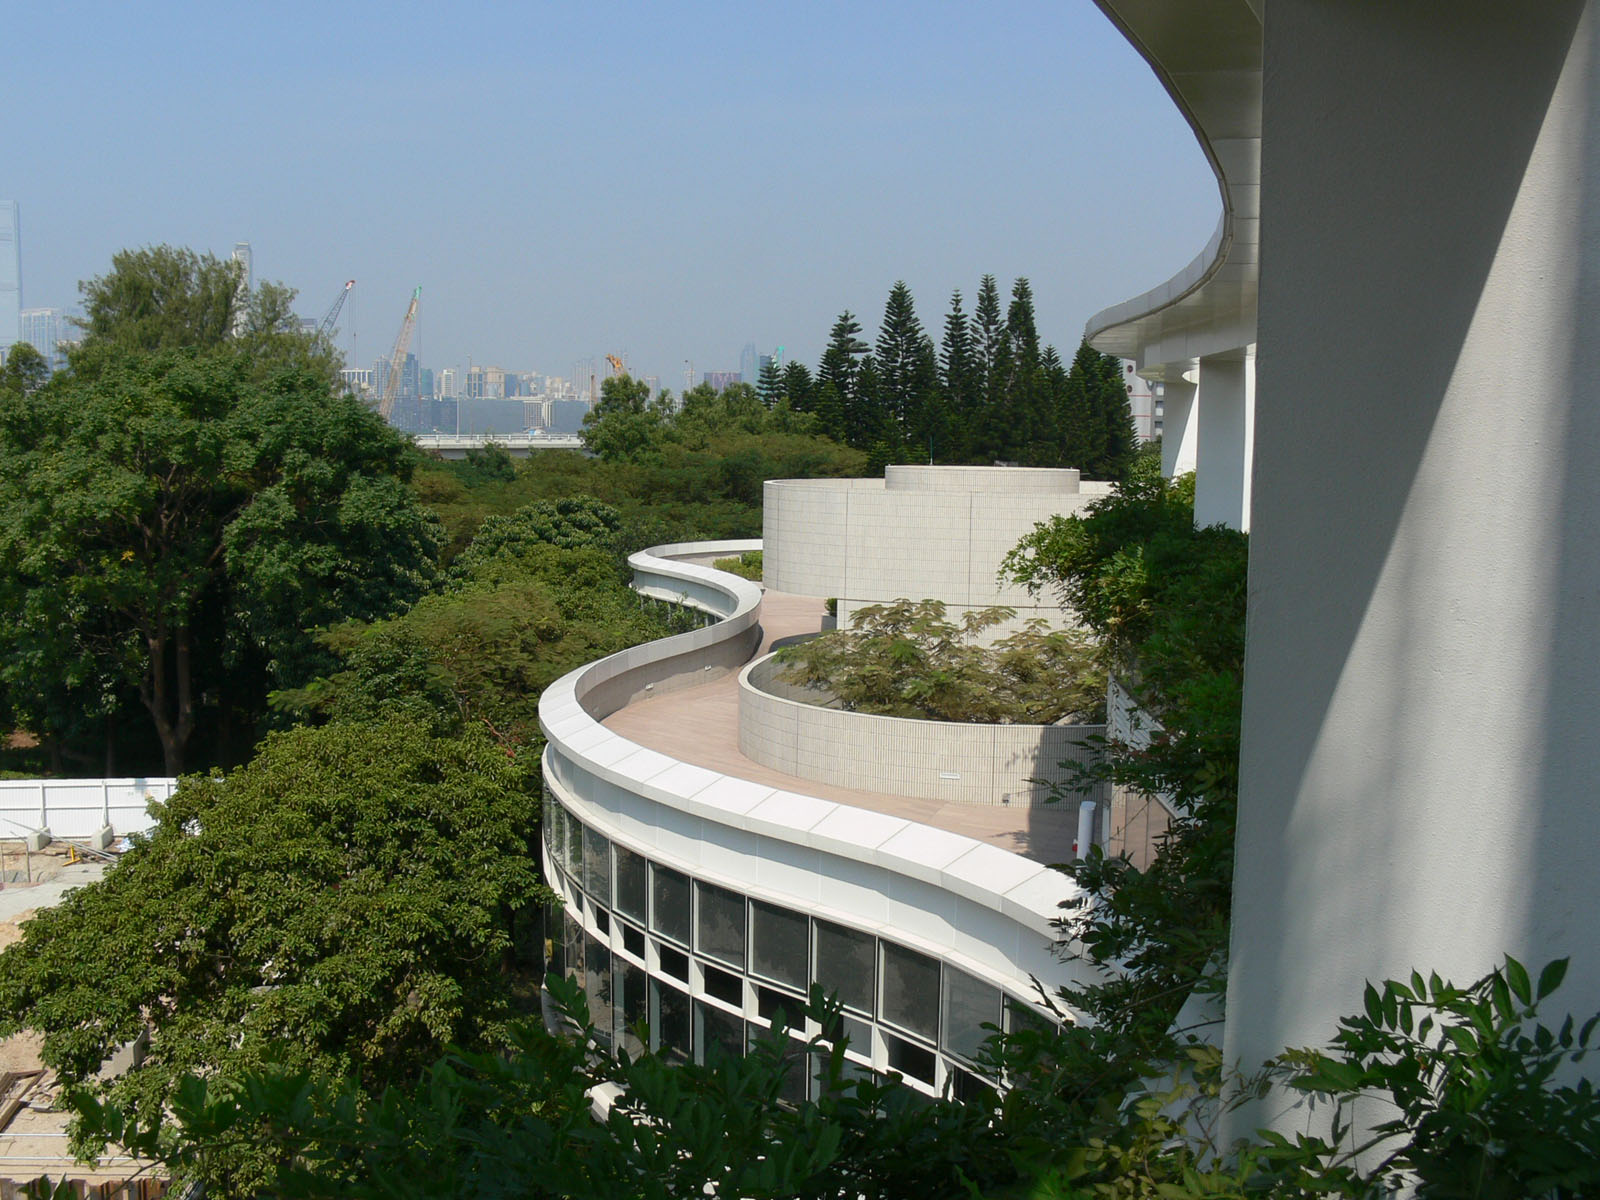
[[1083, 0, 1262, 376]]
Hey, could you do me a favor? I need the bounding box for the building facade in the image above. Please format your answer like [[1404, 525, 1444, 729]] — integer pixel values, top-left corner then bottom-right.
[[1086, 0, 1600, 1144], [0, 201, 21, 353]]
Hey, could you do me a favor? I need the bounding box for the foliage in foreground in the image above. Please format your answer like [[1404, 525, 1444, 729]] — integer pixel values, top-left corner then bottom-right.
[[0, 718, 550, 1195], [61, 958, 1600, 1199], [773, 599, 1104, 724], [1004, 459, 1248, 1041]]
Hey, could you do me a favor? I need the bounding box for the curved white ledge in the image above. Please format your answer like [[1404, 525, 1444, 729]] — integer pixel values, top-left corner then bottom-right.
[[537, 543, 1089, 987], [1083, 0, 1262, 370]]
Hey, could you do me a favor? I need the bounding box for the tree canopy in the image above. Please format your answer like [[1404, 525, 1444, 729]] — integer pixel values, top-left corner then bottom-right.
[[0, 248, 441, 774], [0, 716, 549, 1194]]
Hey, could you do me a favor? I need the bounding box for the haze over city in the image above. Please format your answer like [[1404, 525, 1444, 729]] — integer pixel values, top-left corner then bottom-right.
[[7, 0, 1215, 389]]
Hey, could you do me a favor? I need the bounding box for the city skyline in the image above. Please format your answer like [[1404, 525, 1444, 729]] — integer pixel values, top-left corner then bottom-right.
[[5, 1, 1218, 390]]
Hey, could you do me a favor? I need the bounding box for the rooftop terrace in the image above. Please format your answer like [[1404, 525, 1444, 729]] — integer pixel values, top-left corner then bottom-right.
[[601, 586, 1080, 866]]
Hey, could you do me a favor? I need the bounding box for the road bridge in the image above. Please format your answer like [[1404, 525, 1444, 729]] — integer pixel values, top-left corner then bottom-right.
[[409, 432, 585, 458]]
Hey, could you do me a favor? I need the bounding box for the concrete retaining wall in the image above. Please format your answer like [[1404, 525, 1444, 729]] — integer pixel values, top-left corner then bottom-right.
[[738, 655, 1107, 808]]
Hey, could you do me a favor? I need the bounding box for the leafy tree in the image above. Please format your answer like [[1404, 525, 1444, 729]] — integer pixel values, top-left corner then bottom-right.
[[74, 245, 243, 354], [1005, 462, 1247, 1040], [581, 373, 663, 463], [0, 340, 51, 397], [0, 347, 440, 774], [0, 717, 549, 1196], [774, 599, 1103, 724]]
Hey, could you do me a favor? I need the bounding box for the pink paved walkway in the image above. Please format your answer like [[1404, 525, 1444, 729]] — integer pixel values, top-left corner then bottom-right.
[[603, 589, 1078, 865]]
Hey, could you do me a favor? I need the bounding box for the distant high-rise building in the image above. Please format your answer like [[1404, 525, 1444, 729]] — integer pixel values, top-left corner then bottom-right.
[[19, 307, 67, 372], [0, 201, 21, 353], [230, 242, 252, 337], [644, 375, 660, 399], [439, 367, 458, 399], [739, 342, 758, 386], [704, 370, 741, 391]]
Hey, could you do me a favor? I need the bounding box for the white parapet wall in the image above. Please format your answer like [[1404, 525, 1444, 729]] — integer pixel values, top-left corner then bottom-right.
[[762, 466, 1110, 637], [538, 542, 1094, 1095], [739, 654, 1108, 808], [0, 778, 178, 842]]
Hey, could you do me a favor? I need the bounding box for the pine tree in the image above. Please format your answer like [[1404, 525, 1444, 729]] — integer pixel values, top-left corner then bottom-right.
[[998, 278, 1045, 462], [1095, 350, 1141, 479], [972, 275, 1007, 461], [818, 311, 869, 444], [939, 290, 980, 460], [875, 282, 943, 457], [756, 357, 784, 407], [1064, 341, 1110, 473], [781, 360, 814, 412]]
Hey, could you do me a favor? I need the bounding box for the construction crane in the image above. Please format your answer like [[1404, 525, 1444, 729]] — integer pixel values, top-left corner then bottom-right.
[[316, 280, 355, 339], [605, 353, 626, 378], [379, 287, 420, 421]]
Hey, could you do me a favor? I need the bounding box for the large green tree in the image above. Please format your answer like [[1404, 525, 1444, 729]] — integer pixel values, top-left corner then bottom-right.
[[0, 251, 441, 775], [0, 716, 549, 1195]]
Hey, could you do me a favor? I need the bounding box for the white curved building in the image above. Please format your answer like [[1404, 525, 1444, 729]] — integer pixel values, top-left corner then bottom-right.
[[539, 539, 1100, 1099], [1089, 0, 1600, 1141], [763, 465, 1111, 638]]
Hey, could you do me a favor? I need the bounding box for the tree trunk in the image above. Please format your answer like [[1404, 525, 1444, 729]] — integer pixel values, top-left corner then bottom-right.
[[140, 619, 194, 777]]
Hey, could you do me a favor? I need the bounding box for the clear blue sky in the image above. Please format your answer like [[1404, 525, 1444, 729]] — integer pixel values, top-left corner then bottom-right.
[[7, 1, 1216, 389]]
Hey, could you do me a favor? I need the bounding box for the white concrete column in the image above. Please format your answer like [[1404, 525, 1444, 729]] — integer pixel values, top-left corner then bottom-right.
[[1159, 376, 1198, 478], [1227, 0, 1600, 1141], [1191, 352, 1254, 531]]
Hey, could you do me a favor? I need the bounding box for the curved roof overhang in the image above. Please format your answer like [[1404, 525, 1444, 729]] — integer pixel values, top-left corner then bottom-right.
[[1084, 0, 1264, 380]]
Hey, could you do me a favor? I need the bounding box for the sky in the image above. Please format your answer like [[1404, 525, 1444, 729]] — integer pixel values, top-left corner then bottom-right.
[[6, 1, 1218, 390]]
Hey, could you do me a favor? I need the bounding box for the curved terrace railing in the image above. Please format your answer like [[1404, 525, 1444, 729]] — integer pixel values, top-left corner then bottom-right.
[[538, 543, 1094, 1080]]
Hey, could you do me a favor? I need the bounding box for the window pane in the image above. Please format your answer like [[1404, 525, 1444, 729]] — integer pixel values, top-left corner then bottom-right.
[[583, 826, 612, 902], [563, 814, 582, 877], [614, 844, 648, 923], [1005, 997, 1056, 1039], [616, 960, 647, 1057], [621, 923, 646, 961], [584, 934, 612, 1049], [651, 864, 691, 945], [941, 969, 1002, 1063], [750, 900, 808, 989], [880, 942, 939, 1040], [658, 942, 689, 982], [695, 1001, 745, 1066], [757, 985, 803, 1028], [814, 920, 874, 1014], [563, 910, 584, 983], [650, 980, 691, 1066], [884, 1031, 936, 1084], [695, 882, 746, 970], [703, 963, 744, 1009]]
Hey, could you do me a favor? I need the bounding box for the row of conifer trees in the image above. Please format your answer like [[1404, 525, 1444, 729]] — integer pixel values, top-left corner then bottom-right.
[[754, 275, 1143, 478]]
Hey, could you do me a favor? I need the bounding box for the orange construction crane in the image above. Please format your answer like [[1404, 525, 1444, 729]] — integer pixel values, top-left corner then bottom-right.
[[605, 353, 626, 377], [379, 287, 420, 421]]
